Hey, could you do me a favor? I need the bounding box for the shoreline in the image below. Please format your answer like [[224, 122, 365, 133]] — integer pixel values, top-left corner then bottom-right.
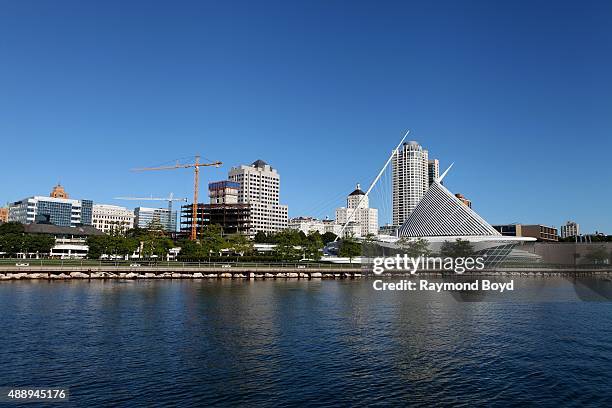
[[1, 267, 611, 280]]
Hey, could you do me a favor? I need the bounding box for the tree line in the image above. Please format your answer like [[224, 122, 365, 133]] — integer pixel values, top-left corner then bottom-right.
[[0, 223, 55, 257]]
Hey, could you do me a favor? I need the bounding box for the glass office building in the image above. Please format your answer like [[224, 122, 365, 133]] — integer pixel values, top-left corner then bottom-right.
[[8, 197, 93, 227]]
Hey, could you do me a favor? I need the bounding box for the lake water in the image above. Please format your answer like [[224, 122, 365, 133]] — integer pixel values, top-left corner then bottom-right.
[[1, 278, 611, 407]]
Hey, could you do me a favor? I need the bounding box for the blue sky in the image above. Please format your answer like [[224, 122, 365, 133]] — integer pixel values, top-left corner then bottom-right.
[[1, 0, 611, 233]]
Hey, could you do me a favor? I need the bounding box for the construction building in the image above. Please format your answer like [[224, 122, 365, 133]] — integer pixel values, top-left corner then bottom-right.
[[181, 181, 252, 236]]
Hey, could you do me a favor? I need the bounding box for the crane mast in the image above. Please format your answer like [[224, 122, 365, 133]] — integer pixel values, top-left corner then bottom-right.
[[132, 155, 222, 240]]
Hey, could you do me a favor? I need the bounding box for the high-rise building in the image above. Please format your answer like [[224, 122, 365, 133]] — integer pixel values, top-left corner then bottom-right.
[[181, 181, 251, 236], [336, 184, 379, 237], [228, 160, 288, 233], [392, 141, 431, 226], [92, 204, 135, 234], [428, 159, 439, 186], [8, 186, 93, 227], [561, 221, 580, 239], [0, 207, 8, 223], [134, 207, 177, 231]]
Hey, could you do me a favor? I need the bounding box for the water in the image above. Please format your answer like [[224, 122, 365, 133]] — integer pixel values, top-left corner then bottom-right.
[[1, 278, 611, 407]]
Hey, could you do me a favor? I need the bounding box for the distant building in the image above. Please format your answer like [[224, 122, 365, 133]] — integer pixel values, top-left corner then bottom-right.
[[134, 207, 177, 232], [50, 184, 69, 199], [561, 221, 580, 238], [0, 207, 8, 223], [392, 141, 435, 226], [322, 218, 360, 238], [289, 217, 326, 235], [181, 181, 251, 236], [92, 204, 135, 234], [492, 224, 559, 242], [22, 223, 104, 259], [454, 193, 472, 208], [428, 159, 439, 186], [8, 185, 93, 227], [336, 184, 378, 237], [228, 160, 288, 233], [379, 224, 397, 236]]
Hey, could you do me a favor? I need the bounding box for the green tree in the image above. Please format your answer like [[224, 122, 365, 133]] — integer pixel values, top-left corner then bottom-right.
[[440, 239, 475, 258], [302, 231, 323, 260], [199, 224, 226, 256], [339, 237, 361, 261], [177, 239, 204, 260], [227, 233, 253, 256], [25, 235, 55, 255], [321, 231, 338, 245], [0, 234, 18, 256], [275, 229, 302, 260], [397, 237, 432, 258], [0, 222, 24, 235], [254, 231, 269, 243]]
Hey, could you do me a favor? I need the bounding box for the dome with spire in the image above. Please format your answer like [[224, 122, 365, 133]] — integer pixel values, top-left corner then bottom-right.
[[349, 183, 365, 196], [50, 183, 69, 199]]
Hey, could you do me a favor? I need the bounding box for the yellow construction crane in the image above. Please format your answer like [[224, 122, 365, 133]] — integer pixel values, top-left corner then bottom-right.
[[132, 156, 222, 240]]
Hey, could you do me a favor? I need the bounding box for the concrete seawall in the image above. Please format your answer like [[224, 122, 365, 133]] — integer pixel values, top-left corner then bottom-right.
[[0, 265, 610, 280], [0, 265, 364, 280]]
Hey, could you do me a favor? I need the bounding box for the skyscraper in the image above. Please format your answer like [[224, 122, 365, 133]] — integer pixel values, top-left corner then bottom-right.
[[428, 159, 439, 186], [228, 160, 288, 233], [392, 141, 430, 226]]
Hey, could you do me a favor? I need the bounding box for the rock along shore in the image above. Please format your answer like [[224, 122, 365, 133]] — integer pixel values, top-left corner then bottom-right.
[[0, 267, 610, 280]]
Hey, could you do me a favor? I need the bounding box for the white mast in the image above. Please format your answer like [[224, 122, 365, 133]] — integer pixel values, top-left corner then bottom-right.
[[334, 130, 410, 242]]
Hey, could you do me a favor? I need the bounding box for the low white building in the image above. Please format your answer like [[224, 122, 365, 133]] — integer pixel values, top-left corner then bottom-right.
[[92, 204, 135, 234], [335, 184, 378, 238], [289, 217, 326, 234], [22, 224, 105, 259]]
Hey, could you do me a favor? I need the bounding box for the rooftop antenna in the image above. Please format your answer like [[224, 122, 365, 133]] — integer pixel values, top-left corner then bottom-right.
[[334, 129, 410, 242]]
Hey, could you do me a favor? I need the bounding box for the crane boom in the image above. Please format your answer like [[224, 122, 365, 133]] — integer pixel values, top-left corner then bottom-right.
[[131, 156, 222, 240]]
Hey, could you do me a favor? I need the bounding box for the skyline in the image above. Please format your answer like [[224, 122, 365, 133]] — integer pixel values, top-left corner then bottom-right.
[[1, 0, 611, 232]]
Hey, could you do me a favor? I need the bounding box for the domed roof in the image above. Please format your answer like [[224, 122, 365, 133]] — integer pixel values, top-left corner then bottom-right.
[[349, 183, 365, 196], [252, 159, 268, 168]]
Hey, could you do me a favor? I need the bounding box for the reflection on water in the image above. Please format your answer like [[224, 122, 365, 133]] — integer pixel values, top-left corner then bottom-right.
[[0, 278, 611, 407]]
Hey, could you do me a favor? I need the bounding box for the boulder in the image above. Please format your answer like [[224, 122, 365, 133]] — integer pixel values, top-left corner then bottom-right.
[[145, 273, 157, 278], [70, 272, 89, 279], [299, 272, 309, 278], [276, 273, 287, 278], [125, 272, 139, 279], [219, 272, 232, 278], [310, 272, 322, 278], [286, 272, 298, 278], [265, 273, 275, 278], [193, 272, 204, 278]]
